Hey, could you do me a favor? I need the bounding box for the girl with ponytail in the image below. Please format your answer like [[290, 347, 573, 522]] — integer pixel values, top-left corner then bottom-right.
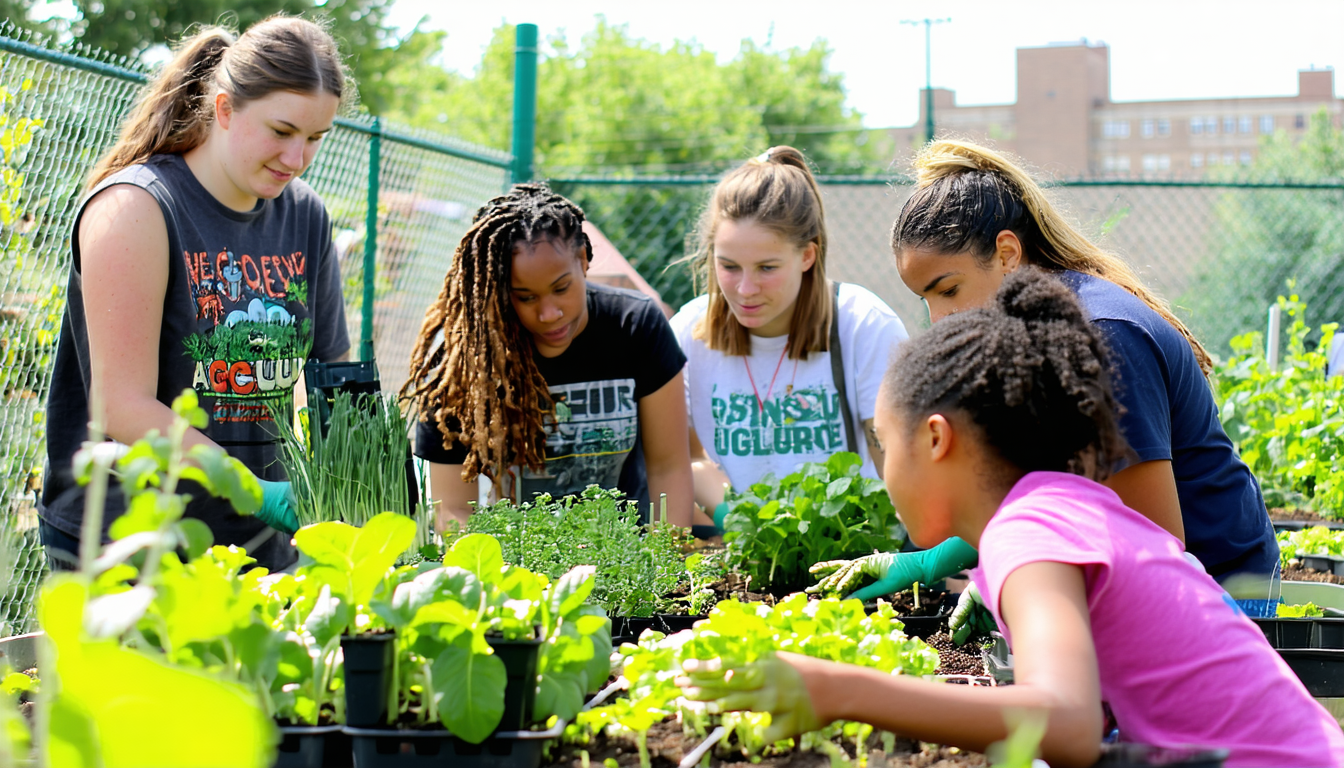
[[814, 140, 1278, 618], [40, 17, 352, 570], [670, 147, 908, 532], [684, 269, 1344, 767]]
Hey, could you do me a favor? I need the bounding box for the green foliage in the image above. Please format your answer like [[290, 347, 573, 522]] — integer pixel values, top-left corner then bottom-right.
[[1276, 526, 1344, 567], [1213, 293, 1344, 517], [1183, 109, 1344, 352], [461, 486, 688, 618], [721, 453, 907, 594], [1277, 602, 1325, 618], [571, 594, 935, 761]]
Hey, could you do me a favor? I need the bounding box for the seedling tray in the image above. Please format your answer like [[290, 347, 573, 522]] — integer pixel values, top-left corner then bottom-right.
[[888, 594, 957, 641], [486, 637, 542, 732], [274, 724, 351, 768], [1272, 519, 1344, 533], [1253, 617, 1344, 649], [1276, 648, 1344, 698], [345, 719, 564, 768], [1298, 553, 1344, 577], [342, 633, 395, 727], [610, 614, 704, 644]]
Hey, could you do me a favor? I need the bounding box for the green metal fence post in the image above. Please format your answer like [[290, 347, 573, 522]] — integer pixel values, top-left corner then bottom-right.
[[511, 23, 538, 185], [361, 116, 382, 362]]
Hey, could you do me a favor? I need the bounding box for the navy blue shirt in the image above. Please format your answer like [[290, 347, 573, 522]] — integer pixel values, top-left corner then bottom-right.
[[1062, 271, 1276, 579]]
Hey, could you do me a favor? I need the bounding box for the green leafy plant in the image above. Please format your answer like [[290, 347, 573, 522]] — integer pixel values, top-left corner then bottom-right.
[[1278, 602, 1325, 618], [721, 453, 907, 594], [461, 486, 687, 617], [570, 594, 936, 768], [1277, 526, 1344, 568], [1214, 291, 1344, 518]]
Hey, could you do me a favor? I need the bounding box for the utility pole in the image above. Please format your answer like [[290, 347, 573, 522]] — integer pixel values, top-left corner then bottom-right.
[[901, 17, 950, 144]]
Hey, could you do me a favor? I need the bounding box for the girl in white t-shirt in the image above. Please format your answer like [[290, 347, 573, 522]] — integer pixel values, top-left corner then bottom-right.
[[669, 146, 908, 528]]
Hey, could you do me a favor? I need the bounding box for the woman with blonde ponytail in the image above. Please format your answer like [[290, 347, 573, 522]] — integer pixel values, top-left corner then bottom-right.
[[822, 139, 1277, 617], [670, 146, 909, 534], [40, 17, 352, 571]]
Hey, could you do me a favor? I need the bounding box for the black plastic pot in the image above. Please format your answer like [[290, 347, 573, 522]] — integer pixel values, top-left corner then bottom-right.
[[610, 614, 704, 645], [344, 719, 563, 768], [1092, 743, 1227, 767], [273, 724, 351, 768], [486, 636, 542, 731], [1277, 648, 1344, 697], [1272, 519, 1344, 533], [1252, 617, 1344, 649], [342, 633, 395, 727], [887, 594, 957, 641]]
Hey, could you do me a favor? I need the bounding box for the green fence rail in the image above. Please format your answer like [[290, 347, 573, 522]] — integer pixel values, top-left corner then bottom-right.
[[0, 30, 512, 634], [552, 175, 1344, 354]]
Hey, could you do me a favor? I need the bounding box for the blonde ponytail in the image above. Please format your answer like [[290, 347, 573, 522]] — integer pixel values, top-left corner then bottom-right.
[[894, 140, 1213, 375]]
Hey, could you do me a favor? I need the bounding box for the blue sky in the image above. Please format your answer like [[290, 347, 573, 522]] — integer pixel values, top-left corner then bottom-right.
[[389, 0, 1344, 128]]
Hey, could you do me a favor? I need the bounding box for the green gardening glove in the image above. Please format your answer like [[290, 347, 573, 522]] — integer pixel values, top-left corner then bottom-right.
[[679, 654, 823, 743], [949, 582, 998, 645], [252, 478, 299, 535], [807, 537, 980, 602], [713, 502, 730, 529]]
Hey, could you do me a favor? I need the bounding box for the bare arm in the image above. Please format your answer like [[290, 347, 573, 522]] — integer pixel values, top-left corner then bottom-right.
[[861, 417, 884, 479], [638, 371, 694, 527], [81, 185, 220, 452], [428, 461, 478, 533], [688, 426, 731, 525], [801, 562, 1103, 767], [1102, 459, 1185, 543]]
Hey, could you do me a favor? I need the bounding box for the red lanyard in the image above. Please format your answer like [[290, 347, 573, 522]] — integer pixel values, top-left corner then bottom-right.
[[743, 345, 796, 414]]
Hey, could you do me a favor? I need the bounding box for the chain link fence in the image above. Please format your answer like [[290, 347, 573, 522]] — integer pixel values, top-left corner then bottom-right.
[[555, 176, 1344, 354], [0, 31, 509, 635]]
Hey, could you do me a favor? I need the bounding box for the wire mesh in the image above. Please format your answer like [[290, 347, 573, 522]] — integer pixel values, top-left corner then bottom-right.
[[0, 32, 508, 635], [555, 177, 1344, 354]]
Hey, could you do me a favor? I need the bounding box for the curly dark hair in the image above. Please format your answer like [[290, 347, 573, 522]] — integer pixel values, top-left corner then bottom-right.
[[402, 182, 593, 483], [885, 267, 1127, 481]]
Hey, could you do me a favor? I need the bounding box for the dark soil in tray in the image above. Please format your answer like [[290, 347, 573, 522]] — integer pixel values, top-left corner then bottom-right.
[[884, 589, 951, 618], [544, 718, 985, 768], [661, 571, 778, 614], [1283, 563, 1344, 585], [926, 632, 988, 677]]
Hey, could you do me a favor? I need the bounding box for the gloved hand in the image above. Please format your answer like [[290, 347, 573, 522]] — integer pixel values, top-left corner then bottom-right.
[[713, 502, 730, 529], [253, 478, 299, 535], [806, 537, 980, 602], [679, 653, 823, 743], [949, 582, 997, 645]]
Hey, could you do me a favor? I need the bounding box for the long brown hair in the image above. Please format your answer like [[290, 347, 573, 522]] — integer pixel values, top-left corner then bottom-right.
[[891, 140, 1212, 375], [87, 16, 346, 190], [690, 146, 832, 360], [402, 183, 594, 483]]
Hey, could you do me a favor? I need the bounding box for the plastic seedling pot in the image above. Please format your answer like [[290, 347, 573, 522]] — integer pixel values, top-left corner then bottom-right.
[[273, 725, 350, 768], [1093, 743, 1227, 767], [1273, 519, 1344, 533], [1277, 648, 1344, 698], [982, 632, 1014, 685], [1316, 619, 1344, 649], [342, 633, 395, 728], [1300, 554, 1339, 574], [344, 718, 564, 768], [486, 636, 542, 731], [889, 594, 957, 641], [1256, 618, 1314, 649]]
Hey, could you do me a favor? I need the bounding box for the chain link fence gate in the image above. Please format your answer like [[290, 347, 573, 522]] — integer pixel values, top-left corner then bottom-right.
[[554, 176, 1344, 355], [0, 29, 511, 635]]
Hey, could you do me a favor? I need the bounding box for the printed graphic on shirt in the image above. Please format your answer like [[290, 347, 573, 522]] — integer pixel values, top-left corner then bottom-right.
[[710, 383, 845, 458], [521, 377, 639, 498], [182, 248, 312, 424]]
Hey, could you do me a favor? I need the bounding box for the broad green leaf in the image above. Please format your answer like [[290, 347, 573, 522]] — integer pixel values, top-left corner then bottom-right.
[[349, 513, 418, 606], [446, 534, 505, 584], [175, 519, 214, 560], [432, 643, 507, 743], [534, 671, 584, 722], [549, 566, 597, 618]]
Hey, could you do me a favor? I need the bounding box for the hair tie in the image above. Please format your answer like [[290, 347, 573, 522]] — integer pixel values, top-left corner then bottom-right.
[[756, 149, 773, 163]]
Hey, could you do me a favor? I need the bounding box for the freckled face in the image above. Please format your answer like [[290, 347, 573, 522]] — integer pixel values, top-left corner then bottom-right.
[[510, 240, 589, 358], [896, 248, 1009, 324]]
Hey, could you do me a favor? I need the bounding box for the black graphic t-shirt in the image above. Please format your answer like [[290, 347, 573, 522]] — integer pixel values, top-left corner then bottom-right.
[[42, 154, 349, 563], [415, 283, 685, 513]]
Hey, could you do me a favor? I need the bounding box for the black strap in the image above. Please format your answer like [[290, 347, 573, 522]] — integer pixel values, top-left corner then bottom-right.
[[828, 281, 859, 454]]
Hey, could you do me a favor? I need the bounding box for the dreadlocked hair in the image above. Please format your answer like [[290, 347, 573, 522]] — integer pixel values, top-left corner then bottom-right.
[[891, 140, 1212, 375], [402, 182, 594, 483], [885, 267, 1127, 482]]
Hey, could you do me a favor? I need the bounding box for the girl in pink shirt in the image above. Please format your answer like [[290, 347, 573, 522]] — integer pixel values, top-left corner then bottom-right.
[[682, 268, 1344, 767]]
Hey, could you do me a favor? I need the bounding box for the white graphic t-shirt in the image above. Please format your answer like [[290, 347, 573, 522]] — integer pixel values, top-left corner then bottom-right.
[[670, 282, 908, 488]]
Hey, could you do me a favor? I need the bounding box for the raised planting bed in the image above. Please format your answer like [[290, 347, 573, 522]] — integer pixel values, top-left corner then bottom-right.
[[1253, 617, 1344, 649], [346, 719, 565, 768], [1283, 564, 1344, 586], [1270, 508, 1344, 530]]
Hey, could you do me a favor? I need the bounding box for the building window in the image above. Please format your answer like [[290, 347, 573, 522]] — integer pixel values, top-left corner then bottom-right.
[[1103, 120, 1131, 138], [1141, 119, 1155, 138], [1223, 152, 1235, 166], [1239, 116, 1252, 134], [1190, 117, 1203, 135], [1296, 114, 1306, 129], [1204, 117, 1219, 134], [1240, 150, 1252, 166], [1158, 119, 1171, 136], [1102, 155, 1130, 173], [1143, 154, 1172, 173], [1223, 116, 1237, 134], [1191, 153, 1204, 168], [1260, 115, 1275, 134]]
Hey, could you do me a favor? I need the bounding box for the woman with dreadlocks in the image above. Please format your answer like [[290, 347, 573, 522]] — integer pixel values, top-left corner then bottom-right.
[[405, 183, 693, 531], [811, 140, 1278, 620]]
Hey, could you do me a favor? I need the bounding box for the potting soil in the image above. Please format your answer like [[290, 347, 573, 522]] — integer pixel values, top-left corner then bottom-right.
[[925, 632, 988, 677]]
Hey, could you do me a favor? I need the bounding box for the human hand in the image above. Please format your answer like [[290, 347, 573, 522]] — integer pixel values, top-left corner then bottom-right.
[[679, 653, 824, 743], [253, 478, 299, 535], [807, 552, 907, 601], [949, 582, 997, 645]]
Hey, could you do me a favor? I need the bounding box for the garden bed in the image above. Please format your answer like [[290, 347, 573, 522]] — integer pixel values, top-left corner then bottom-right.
[[1283, 564, 1344, 585]]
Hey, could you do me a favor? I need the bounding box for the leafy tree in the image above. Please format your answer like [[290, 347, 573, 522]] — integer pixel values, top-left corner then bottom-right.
[[1181, 109, 1344, 353]]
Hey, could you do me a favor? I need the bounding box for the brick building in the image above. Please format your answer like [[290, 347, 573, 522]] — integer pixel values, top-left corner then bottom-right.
[[888, 41, 1341, 179]]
